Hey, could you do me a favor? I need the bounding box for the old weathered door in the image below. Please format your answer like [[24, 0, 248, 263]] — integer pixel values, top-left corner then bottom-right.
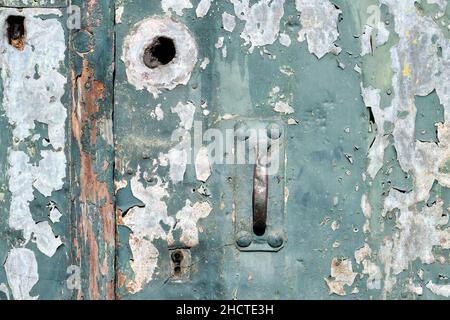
[[1, 0, 450, 301], [0, 0, 115, 300], [113, 0, 450, 300], [0, 0, 78, 300]]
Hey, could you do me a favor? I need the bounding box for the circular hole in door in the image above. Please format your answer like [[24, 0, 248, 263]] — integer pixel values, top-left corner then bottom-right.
[[143, 36, 176, 69]]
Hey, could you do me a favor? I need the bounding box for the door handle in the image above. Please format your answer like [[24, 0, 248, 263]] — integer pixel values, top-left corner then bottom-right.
[[253, 145, 268, 236], [226, 119, 286, 252]]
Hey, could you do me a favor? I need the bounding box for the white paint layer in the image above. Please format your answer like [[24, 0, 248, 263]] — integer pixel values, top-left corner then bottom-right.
[[174, 200, 213, 247], [123, 168, 175, 293], [196, 0, 213, 17], [426, 281, 450, 297], [195, 147, 212, 182], [161, 0, 193, 16], [222, 12, 236, 32], [122, 18, 198, 98], [5, 248, 39, 300], [1, 9, 66, 260], [231, 0, 285, 53], [295, 0, 341, 59]]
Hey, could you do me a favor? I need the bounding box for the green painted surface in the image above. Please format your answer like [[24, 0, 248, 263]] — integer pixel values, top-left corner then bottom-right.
[[0, 7, 72, 299], [0, 0, 449, 300]]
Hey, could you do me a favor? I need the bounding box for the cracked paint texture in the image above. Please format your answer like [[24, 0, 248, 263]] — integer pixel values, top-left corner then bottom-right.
[[0, 8, 71, 300], [2, 0, 450, 300], [112, 0, 450, 300]]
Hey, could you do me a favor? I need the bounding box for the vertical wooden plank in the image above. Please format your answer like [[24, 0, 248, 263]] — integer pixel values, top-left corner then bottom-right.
[[0, 5, 72, 300], [69, 0, 115, 300]]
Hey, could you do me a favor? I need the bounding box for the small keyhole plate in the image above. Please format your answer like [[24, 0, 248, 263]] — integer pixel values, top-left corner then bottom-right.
[[169, 249, 191, 282]]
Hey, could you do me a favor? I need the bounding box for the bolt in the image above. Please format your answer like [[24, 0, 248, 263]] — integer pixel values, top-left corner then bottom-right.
[[235, 123, 249, 141], [267, 233, 284, 248], [126, 168, 134, 175], [267, 124, 282, 140], [387, 89, 392, 95], [236, 232, 252, 248]]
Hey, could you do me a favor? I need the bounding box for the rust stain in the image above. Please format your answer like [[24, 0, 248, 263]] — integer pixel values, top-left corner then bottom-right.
[[9, 37, 25, 51], [71, 56, 114, 300], [87, 215, 100, 300]]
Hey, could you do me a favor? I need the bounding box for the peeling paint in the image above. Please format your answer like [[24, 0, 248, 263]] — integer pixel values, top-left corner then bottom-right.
[[222, 12, 236, 33], [48, 202, 62, 223], [279, 32, 291, 47], [357, 0, 450, 297], [196, 0, 213, 18], [361, 15, 390, 56], [355, 243, 372, 264], [362, 85, 391, 179], [382, 200, 450, 275], [274, 101, 294, 114], [174, 200, 212, 247], [200, 57, 210, 70], [426, 281, 450, 297], [231, 0, 285, 53], [325, 258, 357, 296], [32, 221, 62, 258], [0, 9, 66, 150], [1, 8, 66, 262], [122, 168, 174, 293], [195, 146, 212, 182], [407, 279, 423, 296], [361, 193, 372, 233], [5, 248, 39, 300], [115, 6, 124, 23], [164, 101, 196, 183], [122, 17, 198, 98], [295, 0, 341, 59], [161, 0, 193, 16]]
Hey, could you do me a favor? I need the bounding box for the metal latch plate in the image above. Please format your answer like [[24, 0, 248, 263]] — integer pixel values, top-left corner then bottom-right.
[[220, 118, 288, 252]]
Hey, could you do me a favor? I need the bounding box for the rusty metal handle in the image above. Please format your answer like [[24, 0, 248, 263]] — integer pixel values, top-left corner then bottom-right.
[[252, 151, 268, 236]]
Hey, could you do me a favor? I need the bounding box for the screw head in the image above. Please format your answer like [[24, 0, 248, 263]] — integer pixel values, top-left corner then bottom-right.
[[236, 231, 252, 248], [267, 233, 284, 248], [267, 124, 282, 140]]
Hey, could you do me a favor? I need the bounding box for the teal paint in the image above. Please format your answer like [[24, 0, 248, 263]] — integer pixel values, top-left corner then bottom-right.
[[0, 7, 72, 299], [415, 90, 444, 143], [114, 0, 370, 299], [0, 0, 449, 300]]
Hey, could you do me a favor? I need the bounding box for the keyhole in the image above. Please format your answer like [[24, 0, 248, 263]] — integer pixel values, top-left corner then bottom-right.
[[171, 250, 184, 276], [143, 36, 176, 69], [7, 16, 25, 51]]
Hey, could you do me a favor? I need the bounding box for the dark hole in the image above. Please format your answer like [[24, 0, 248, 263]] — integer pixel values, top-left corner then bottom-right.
[[143, 36, 176, 69], [6, 16, 25, 50], [174, 266, 182, 275], [171, 250, 183, 263], [253, 221, 266, 236]]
